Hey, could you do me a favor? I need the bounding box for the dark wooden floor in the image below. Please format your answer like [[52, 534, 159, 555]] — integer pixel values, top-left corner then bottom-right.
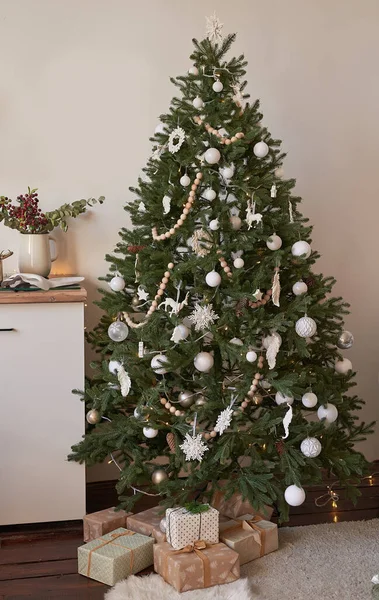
[[1, 466, 379, 599]]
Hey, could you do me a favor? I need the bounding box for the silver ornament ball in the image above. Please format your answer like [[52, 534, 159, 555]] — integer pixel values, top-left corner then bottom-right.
[[178, 390, 195, 408], [86, 409, 101, 424], [108, 321, 129, 342], [195, 395, 207, 407], [151, 468, 168, 485], [337, 330, 354, 349]]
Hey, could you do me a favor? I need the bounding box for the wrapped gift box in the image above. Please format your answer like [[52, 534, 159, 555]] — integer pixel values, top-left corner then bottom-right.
[[210, 484, 274, 520], [237, 515, 278, 557], [154, 541, 240, 593], [78, 527, 154, 586], [83, 507, 133, 542], [219, 513, 239, 532], [220, 520, 262, 564], [166, 506, 219, 550], [126, 506, 166, 543]]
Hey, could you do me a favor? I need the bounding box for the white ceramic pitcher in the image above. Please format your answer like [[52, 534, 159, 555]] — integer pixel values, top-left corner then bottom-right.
[[19, 233, 57, 277]]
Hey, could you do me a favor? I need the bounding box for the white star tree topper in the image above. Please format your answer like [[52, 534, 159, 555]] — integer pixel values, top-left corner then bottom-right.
[[206, 13, 224, 44], [188, 304, 219, 332], [180, 432, 209, 462]]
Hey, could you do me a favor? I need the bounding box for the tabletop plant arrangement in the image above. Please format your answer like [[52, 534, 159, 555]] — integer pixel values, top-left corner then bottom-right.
[[0, 187, 105, 277]]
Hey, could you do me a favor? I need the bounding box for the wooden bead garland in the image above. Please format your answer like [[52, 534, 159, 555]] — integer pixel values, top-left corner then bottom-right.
[[159, 396, 185, 417], [123, 262, 175, 329], [194, 116, 245, 145], [152, 172, 203, 241], [216, 249, 233, 279], [249, 289, 272, 309]]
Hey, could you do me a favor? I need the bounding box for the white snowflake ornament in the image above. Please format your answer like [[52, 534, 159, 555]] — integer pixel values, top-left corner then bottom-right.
[[188, 304, 219, 331], [168, 127, 185, 153], [214, 406, 233, 436], [180, 432, 209, 462]]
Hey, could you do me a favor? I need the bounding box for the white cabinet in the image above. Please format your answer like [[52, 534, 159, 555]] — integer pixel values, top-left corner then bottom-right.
[[0, 289, 86, 525]]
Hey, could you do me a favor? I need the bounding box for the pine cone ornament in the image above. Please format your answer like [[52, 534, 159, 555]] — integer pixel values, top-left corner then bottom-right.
[[305, 275, 316, 288], [275, 440, 286, 455], [166, 432, 176, 453], [127, 245, 146, 254]]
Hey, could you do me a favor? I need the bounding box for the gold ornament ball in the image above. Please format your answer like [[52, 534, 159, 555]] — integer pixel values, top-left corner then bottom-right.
[[178, 390, 195, 408], [152, 469, 168, 485], [86, 409, 101, 424], [253, 393, 263, 405], [131, 296, 140, 308], [195, 395, 207, 407]]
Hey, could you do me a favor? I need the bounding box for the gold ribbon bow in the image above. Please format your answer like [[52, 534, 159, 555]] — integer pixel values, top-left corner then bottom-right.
[[244, 516, 266, 557], [87, 530, 136, 577], [165, 540, 212, 588]]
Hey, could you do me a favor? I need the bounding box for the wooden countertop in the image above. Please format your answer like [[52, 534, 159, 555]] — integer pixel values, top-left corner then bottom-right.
[[0, 287, 87, 304]]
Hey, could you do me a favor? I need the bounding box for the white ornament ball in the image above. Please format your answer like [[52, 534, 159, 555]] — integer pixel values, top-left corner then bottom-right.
[[221, 166, 234, 179], [204, 148, 221, 164], [292, 281, 308, 296], [205, 271, 221, 287], [143, 426, 159, 439], [230, 216, 242, 230], [154, 122, 166, 135], [194, 351, 214, 372], [108, 321, 129, 342], [275, 392, 294, 405], [151, 468, 168, 484], [263, 332, 282, 349], [204, 188, 217, 201], [86, 409, 101, 424], [317, 403, 338, 423], [230, 337, 243, 346], [180, 174, 191, 187], [335, 358, 353, 374], [246, 350, 258, 363], [295, 316, 317, 338], [253, 141, 269, 158], [212, 80, 223, 92], [284, 485, 306, 506], [150, 354, 169, 374], [159, 517, 167, 533], [300, 437, 322, 458], [175, 324, 190, 341], [291, 240, 312, 258], [275, 166, 285, 178], [266, 234, 282, 251], [301, 392, 318, 408], [233, 257, 244, 268], [108, 360, 121, 375], [109, 276, 125, 292], [192, 96, 204, 109], [260, 380, 271, 389], [188, 66, 199, 76], [209, 218, 220, 231]]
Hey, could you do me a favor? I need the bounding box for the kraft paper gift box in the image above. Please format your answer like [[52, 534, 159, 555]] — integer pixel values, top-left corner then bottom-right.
[[78, 527, 154, 586], [219, 513, 239, 532], [210, 484, 274, 520], [126, 506, 166, 543], [237, 515, 278, 557], [83, 507, 133, 542], [220, 520, 262, 564], [166, 506, 219, 550], [154, 541, 240, 593]]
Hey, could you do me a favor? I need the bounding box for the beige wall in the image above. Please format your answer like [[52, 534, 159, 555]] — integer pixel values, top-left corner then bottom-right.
[[0, 0, 378, 482]]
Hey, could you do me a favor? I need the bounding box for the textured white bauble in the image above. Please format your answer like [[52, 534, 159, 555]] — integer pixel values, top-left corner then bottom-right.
[[291, 240, 312, 258], [253, 141, 269, 158], [159, 517, 167, 533], [154, 122, 166, 135], [150, 354, 169, 374], [295, 316, 317, 338], [221, 166, 234, 179], [204, 188, 217, 201], [263, 332, 282, 349], [284, 485, 306, 506], [230, 216, 242, 230], [205, 271, 221, 287], [143, 427, 159, 439], [275, 392, 294, 405], [209, 219, 220, 231], [194, 351, 214, 372], [300, 437, 322, 458], [151, 468, 168, 484], [204, 148, 221, 164], [266, 234, 282, 251], [86, 409, 101, 424], [317, 403, 338, 423], [180, 174, 191, 187], [175, 324, 190, 340], [192, 96, 204, 109], [335, 358, 353, 374], [246, 350, 258, 363], [301, 392, 318, 408], [188, 66, 199, 76], [230, 337, 243, 346], [212, 80, 223, 92], [233, 257, 244, 268], [109, 276, 125, 292], [108, 321, 129, 342], [108, 360, 121, 375], [292, 281, 308, 296]]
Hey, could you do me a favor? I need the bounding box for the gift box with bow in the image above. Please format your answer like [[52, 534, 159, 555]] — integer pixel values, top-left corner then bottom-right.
[[154, 540, 240, 592], [165, 505, 219, 550]]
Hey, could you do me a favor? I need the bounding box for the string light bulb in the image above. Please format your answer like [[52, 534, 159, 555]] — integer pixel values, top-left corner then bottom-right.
[[333, 515, 338, 523]]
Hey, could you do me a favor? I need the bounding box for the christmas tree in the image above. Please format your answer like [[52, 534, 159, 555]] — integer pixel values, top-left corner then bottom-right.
[[70, 16, 373, 521]]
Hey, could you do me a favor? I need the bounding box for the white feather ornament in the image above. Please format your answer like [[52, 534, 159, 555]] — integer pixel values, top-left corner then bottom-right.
[[272, 267, 281, 307], [282, 403, 293, 439], [162, 195, 171, 215], [117, 365, 131, 397], [288, 199, 294, 223], [265, 333, 282, 370]]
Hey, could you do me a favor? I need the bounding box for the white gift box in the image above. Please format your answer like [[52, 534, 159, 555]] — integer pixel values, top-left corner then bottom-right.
[[165, 506, 219, 550]]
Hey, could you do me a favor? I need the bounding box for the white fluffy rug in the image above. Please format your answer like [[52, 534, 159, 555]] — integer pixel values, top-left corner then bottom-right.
[[105, 519, 379, 600]]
